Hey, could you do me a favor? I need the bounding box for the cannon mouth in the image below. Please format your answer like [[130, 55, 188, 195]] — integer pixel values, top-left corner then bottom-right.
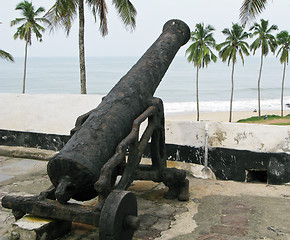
[[48, 156, 99, 202], [162, 19, 190, 46], [55, 176, 76, 203]]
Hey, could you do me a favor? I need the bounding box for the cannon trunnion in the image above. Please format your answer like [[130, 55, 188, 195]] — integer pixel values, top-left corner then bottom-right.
[[2, 19, 190, 240]]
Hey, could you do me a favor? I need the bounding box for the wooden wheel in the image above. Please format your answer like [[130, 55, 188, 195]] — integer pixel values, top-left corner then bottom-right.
[[99, 190, 139, 240]]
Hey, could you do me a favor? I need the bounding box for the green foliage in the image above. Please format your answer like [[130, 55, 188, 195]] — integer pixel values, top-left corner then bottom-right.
[[217, 23, 250, 65], [0, 22, 14, 62], [112, 0, 136, 31], [270, 122, 290, 126], [186, 23, 217, 68], [276, 30, 290, 64], [240, 0, 268, 26], [237, 115, 280, 122], [249, 19, 278, 56], [45, 0, 77, 35], [0, 50, 14, 62], [11, 1, 49, 44], [46, 0, 136, 37]]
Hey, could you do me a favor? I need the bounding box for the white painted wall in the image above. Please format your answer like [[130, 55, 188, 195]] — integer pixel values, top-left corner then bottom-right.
[[1, 94, 289, 153], [0, 93, 103, 135], [165, 120, 290, 153]]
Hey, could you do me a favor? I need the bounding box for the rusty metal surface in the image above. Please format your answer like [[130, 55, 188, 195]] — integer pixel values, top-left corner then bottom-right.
[[47, 19, 190, 202], [1, 195, 100, 226]]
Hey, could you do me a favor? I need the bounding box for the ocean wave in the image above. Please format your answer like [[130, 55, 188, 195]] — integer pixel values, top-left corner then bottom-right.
[[164, 96, 290, 114]]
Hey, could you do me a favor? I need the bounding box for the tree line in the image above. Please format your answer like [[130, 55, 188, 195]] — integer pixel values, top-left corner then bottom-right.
[[186, 20, 289, 122], [1, 0, 136, 94]]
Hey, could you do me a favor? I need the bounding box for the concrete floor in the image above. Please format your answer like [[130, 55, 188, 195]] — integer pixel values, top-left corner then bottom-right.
[[0, 152, 290, 240]]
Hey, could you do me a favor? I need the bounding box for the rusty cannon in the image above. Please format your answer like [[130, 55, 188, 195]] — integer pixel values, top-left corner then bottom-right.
[[2, 19, 190, 240]]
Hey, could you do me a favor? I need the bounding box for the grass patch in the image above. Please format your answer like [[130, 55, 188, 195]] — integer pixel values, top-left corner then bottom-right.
[[270, 122, 290, 126], [237, 114, 290, 125], [238, 114, 281, 122]]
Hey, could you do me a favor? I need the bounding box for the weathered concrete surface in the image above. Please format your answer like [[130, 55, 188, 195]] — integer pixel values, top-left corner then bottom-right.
[[174, 195, 290, 240], [165, 121, 290, 153], [0, 146, 56, 161], [1, 152, 290, 240]]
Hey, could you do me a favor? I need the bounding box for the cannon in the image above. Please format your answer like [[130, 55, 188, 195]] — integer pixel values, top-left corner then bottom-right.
[[2, 19, 190, 240]]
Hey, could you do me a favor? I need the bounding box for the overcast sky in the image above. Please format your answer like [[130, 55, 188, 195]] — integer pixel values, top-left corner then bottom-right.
[[1, 0, 290, 57]]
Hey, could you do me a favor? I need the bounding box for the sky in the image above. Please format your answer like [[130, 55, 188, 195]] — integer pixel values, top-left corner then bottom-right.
[[1, 0, 290, 57]]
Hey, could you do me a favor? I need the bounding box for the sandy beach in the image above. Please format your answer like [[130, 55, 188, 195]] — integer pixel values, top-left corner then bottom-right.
[[166, 110, 290, 122], [0, 94, 289, 135]]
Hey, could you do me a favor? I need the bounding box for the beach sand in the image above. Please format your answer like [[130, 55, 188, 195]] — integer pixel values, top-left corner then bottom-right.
[[166, 110, 290, 122]]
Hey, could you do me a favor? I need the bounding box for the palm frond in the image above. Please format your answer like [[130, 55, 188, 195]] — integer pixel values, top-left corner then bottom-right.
[[112, 0, 137, 31], [221, 28, 231, 36], [87, 0, 108, 36], [240, 43, 250, 55], [267, 24, 278, 33], [276, 46, 283, 59], [10, 18, 26, 27], [35, 17, 51, 26], [186, 22, 216, 68], [280, 49, 289, 64], [0, 50, 14, 62], [45, 0, 77, 35], [250, 19, 278, 56], [32, 24, 44, 41], [276, 30, 290, 64], [218, 23, 249, 65], [250, 38, 261, 53], [34, 6, 45, 16], [240, 0, 267, 26], [11, 1, 49, 45]]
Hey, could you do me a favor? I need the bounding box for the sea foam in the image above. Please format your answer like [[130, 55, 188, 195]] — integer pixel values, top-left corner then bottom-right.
[[164, 96, 290, 114]]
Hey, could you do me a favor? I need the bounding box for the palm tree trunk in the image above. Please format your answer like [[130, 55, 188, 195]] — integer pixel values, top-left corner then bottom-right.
[[257, 52, 264, 119], [22, 40, 28, 94], [196, 65, 200, 121], [229, 60, 235, 122], [281, 61, 286, 117], [79, 0, 87, 94]]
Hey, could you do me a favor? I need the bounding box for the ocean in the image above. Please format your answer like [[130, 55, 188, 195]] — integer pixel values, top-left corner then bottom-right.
[[0, 56, 289, 114]]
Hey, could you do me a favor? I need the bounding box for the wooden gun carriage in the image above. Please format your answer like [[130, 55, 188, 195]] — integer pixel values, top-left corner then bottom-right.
[[2, 19, 190, 240]]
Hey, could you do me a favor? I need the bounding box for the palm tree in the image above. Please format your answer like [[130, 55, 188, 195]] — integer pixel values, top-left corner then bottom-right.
[[11, 1, 50, 94], [240, 0, 268, 26], [185, 23, 217, 121], [0, 50, 14, 62], [276, 30, 290, 117], [46, 0, 137, 94], [249, 19, 278, 119], [217, 23, 250, 122]]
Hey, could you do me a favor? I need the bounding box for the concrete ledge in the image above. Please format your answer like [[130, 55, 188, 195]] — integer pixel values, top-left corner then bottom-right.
[[1, 141, 290, 184], [0, 146, 56, 161], [0, 129, 70, 151]]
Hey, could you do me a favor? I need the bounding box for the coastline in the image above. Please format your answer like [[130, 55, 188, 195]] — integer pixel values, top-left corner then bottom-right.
[[0, 93, 289, 135], [165, 110, 290, 122]]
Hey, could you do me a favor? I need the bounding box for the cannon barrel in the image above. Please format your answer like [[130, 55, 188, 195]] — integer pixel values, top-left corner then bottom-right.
[[48, 19, 190, 202]]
